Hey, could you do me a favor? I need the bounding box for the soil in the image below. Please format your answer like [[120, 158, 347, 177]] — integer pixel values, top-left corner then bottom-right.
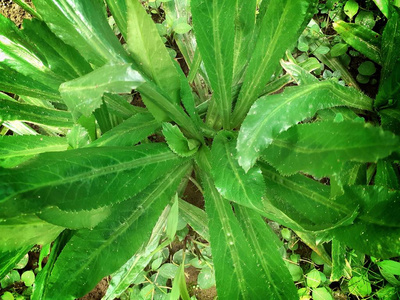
[[0, 0, 33, 27]]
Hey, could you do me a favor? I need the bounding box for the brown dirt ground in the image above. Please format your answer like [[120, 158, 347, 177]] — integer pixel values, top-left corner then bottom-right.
[[0, 0, 33, 27]]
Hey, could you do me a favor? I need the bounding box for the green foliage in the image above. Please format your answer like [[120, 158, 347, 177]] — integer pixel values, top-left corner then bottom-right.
[[0, 0, 399, 299]]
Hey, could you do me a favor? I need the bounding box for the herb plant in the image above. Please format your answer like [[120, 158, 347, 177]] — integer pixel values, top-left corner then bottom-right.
[[0, 0, 399, 299]]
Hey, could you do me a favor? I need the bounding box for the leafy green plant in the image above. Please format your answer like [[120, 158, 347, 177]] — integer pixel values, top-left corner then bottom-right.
[[0, 0, 399, 299]]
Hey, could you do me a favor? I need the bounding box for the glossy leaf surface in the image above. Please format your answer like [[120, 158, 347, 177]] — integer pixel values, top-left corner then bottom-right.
[[179, 199, 210, 241], [89, 113, 160, 147], [333, 21, 381, 64], [0, 246, 31, 279], [0, 144, 186, 219], [192, 0, 235, 128], [235, 206, 298, 300], [0, 99, 73, 128], [0, 136, 68, 168], [43, 163, 190, 299], [200, 168, 273, 299], [60, 63, 145, 118], [0, 215, 63, 251], [237, 82, 374, 172], [265, 121, 399, 177], [163, 123, 200, 157], [127, 0, 181, 119], [32, 0, 129, 67], [232, 0, 317, 126], [211, 131, 266, 212]]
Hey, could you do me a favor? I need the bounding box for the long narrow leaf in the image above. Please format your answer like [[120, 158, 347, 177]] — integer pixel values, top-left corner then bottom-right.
[[43, 163, 190, 299], [237, 81, 374, 172], [232, 0, 317, 127], [191, 0, 236, 128], [0, 144, 186, 220]]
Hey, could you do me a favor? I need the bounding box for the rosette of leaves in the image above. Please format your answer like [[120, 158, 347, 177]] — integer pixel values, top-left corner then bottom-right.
[[0, 0, 399, 299]]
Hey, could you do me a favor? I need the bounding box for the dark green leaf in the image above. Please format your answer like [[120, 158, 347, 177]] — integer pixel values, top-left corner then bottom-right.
[[264, 121, 399, 178], [232, 0, 317, 127], [191, 0, 236, 128], [375, 160, 400, 190], [237, 82, 373, 172], [0, 135, 68, 168], [43, 162, 190, 299], [0, 144, 187, 220], [235, 206, 298, 299], [211, 131, 266, 212], [32, 0, 129, 67], [178, 199, 209, 241], [200, 166, 275, 299]]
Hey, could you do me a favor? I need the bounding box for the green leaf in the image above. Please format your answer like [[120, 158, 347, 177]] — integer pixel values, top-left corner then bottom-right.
[[348, 275, 372, 297], [178, 199, 209, 241], [235, 206, 298, 300], [211, 131, 266, 212], [378, 260, 400, 276], [43, 162, 190, 299], [200, 167, 276, 299], [372, 0, 389, 17], [162, 123, 200, 157], [375, 160, 400, 190], [313, 287, 333, 300], [22, 19, 92, 79], [0, 135, 68, 168], [344, 0, 359, 20], [0, 99, 73, 128], [331, 240, 348, 281], [379, 102, 400, 135], [166, 195, 179, 240], [237, 82, 373, 172], [0, 144, 186, 220], [89, 113, 160, 147], [32, 0, 129, 67], [260, 163, 354, 231], [105, 0, 128, 40], [173, 22, 192, 34], [60, 63, 145, 119], [67, 125, 90, 149], [358, 61, 376, 76], [376, 8, 400, 108], [21, 270, 35, 286], [232, 0, 317, 127], [330, 43, 349, 57], [264, 121, 399, 178], [127, 0, 181, 120], [191, 0, 236, 128], [232, 0, 257, 85], [0, 247, 31, 280], [0, 215, 63, 252], [333, 21, 381, 64]]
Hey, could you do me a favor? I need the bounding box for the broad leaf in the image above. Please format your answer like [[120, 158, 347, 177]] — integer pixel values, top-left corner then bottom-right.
[[200, 168, 275, 299], [60, 63, 145, 118], [333, 21, 381, 64], [127, 0, 181, 120], [32, 0, 129, 67], [0, 144, 187, 220], [192, 0, 236, 128], [264, 121, 399, 177], [0, 99, 73, 128], [89, 113, 160, 147], [232, 0, 317, 127], [0, 15, 63, 101], [22, 19, 92, 79], [235, 206, 298, 300], [0, 215, 63, 251], [211, 131, 266, 212], [237, 81, 374, 172], [0, 135, 68, 168], [43, 163, 190, 299], [260, 163, 355, 231]]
